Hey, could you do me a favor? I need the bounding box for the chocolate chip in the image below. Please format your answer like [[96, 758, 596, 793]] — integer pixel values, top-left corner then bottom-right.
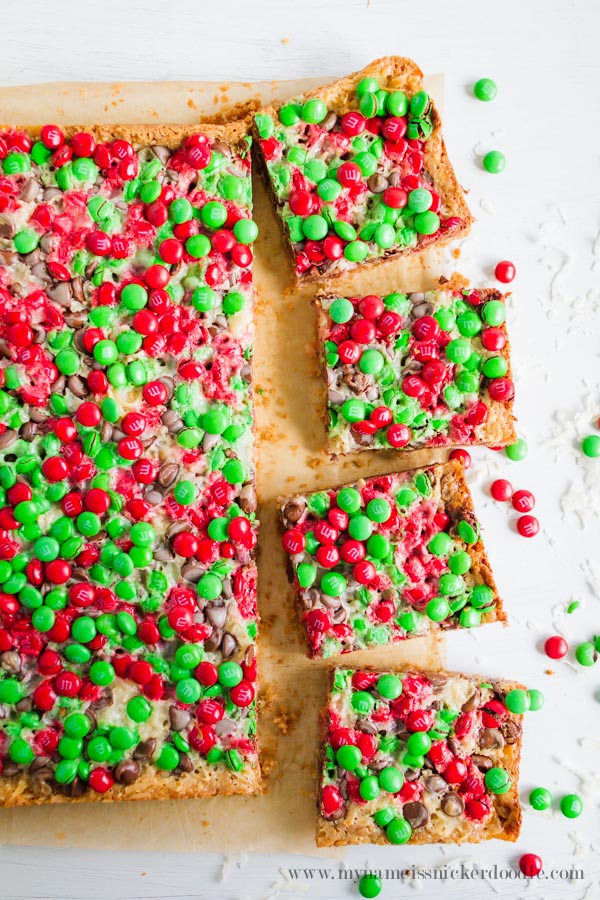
[[144, 489, 163, 507], [221, 632, 237, 658], [215, 717, 237, 737], [169, 705, 191, 732], [181, 562, 204, 584], [19, 178, 40, 203], [48, 282, 73, 308], [479, 729, 503, 752], [387, 170, 401, 188], [28, 407, 50, 424], [0, 650, 21, 673], [500, 719, 521, 745], [89, 688, 113, 711], [0, 429, 17, 450], [1, 761, 20, 777], [150, 145, 171, 164], [367, 173, 388, 193], [204, 629, 222, 652], [114, 759, 142, 785], [403, 801, 429, 828], [471, 754, 493, 771], [58, 776, 87, 798], [177, 752, 193, 774], [282, 498, 306, 526], [157, 376, 175, 400], [161, 410, 184, 433], [462, 688, 481, 712], [0, 250, 17, 266], [67, 375, 89, 398], [154, 546, 174, 563], [425, 774, 448, 794], [202, 432, 221, 452], [328, 390, 346, 405], [342, 371, 370, 395], [321, 112, 338, 131], [441, 792, 464, 816], [239, 484, 257, 514], [206, 605, 227, 628], [72, 277, 85, 304], [19, 421, 37, 442], [134, 738, 156, 760], [157, 463, 180, 488]]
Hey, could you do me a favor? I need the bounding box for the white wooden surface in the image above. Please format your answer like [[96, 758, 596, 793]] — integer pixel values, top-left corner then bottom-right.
[[1, 1, 600, 898]]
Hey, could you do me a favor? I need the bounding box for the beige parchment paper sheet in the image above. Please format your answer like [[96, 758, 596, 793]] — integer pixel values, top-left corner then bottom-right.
[[0, 75, 452, 855]]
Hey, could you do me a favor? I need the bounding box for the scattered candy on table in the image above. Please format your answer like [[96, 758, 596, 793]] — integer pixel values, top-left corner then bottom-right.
[[581, 434, 600, 458], [529, 787, 553, 810], [505, 438, 528, 461], [358, 873, 383, 898], [519, 853, 543, 877], [494, 260, 516, 283], [490, 478, 513, 501], [544, 635, 569, 659], [560, 793, 583, 818], [482, 150, 506, 174], [473, 78, 498, 102]]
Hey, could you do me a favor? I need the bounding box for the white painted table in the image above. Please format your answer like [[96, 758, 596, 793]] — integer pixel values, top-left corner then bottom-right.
[[1, 1, 600, 898]]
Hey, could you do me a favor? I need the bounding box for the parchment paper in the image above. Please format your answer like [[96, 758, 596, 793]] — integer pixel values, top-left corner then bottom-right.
[[0, 75, 451, 855]]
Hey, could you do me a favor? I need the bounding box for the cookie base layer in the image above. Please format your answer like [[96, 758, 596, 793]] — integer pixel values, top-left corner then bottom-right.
[[0, 760, 261, 807], [317, 667, 523, 847]]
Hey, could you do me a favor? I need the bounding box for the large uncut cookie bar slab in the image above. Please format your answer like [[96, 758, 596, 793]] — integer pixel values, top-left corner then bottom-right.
[[253, 56, 472, 284], [278, 461, 504, 658], [317, 666, 523, 847], [316, 282, 516, 454], [0, 120, 260, 804]]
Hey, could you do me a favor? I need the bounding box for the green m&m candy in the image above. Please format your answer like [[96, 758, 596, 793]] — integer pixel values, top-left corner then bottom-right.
[[358, 874, 383, 899], [329, 297, 354, 324], [581, 435, 600, 458], [473, 78, 497, 101], [560, 793, 583, 818], [336, 744, 362, 771], [351, 690, 374, 716], [529, 787, 552, 810], [359, 775, 380, 801], [378, 766, 403, 793], [386, 816, 412, 844], [505, 438, 528, 461], [483, 150, 506, 173], [336, 487, 361, 513], [301, 99, 327, 124], [321, 572, 346, 598], [504, 688, 530, 714], [527, 688, 544, 711], [376, 674, 402, 700], [218, 661, 243, 688], [485, 766, 512, 794]]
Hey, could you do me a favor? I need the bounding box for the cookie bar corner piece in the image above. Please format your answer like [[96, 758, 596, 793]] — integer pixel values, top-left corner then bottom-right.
[[278, 461, 505, 659], [0, 120, 260, 805], [253, 56, 473, 283], [316, 666, 524, 848], [315, 283, 517, 454]]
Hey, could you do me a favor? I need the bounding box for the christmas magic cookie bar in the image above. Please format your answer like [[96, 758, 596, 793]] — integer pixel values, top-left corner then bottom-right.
[[0, 120, 260, 804], [278, 461, 504, 658], [317, 667, 523, 847], [253, 57, 472, 283], [317, 282, 516, 453]]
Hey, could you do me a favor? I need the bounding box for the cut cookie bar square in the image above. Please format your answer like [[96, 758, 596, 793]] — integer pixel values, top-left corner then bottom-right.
[[278, 461, 505, 658], [0, 120, 260, 805], [316, 281, 516, 453], [253, 56, 472, 283], [317, 666, 523, 847]]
